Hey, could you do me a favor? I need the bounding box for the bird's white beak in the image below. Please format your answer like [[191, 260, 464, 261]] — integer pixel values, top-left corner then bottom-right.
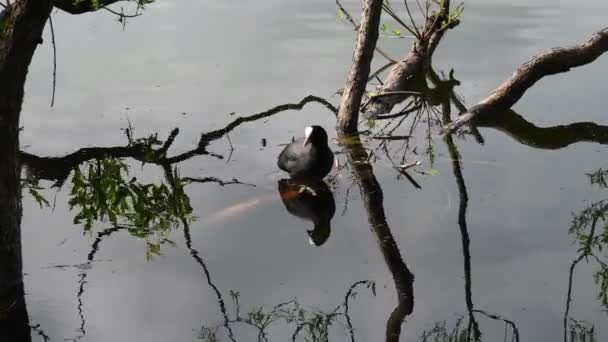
[[303, 126, 313, 147]]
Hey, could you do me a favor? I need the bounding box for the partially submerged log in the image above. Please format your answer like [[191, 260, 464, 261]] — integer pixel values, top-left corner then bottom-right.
[[363, 0, 457, 115], [442, 28, 608, 134]]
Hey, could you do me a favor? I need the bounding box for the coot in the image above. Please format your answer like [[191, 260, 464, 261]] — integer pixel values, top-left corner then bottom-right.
[[277, 179, 336, 246], [277, 126, 334, 180]]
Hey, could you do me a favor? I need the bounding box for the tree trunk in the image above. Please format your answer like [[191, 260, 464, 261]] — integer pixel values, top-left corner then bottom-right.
[[337, 0, 384, 133], [0, 1, 52, 339]]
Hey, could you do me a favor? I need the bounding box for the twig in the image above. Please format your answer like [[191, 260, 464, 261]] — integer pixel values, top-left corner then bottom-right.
[[373, 135, 411, 140], [403, 0, 422, 39], [103, 6, 141, 18], [381, 2, 420, 39], [473, 309, 520, 342], [30, 323, 51, 342], [183, 176, 255, 187], [396, 168, 421, 189], [49, 14, 57, 107], [336, 0, 397, 63], [225, 133, 234, 163]]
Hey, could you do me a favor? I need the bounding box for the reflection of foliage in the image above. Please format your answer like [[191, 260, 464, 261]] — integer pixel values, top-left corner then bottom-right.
[[68, 157, 194, 259], [421, 309, 520, 342], [420, 319, 471, 342], [566, 318, 596, 342], [569, 168, 608, 307], [199, 281, 376, 342], [589, 168, 608, 188]]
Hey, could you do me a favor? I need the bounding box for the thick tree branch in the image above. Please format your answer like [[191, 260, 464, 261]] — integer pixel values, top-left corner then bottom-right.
[[443, 29, 608, 134], [52, 0, 122, 14], [0, 0, 52, 302], [363, 1, 457, 115], [337, 0, 384, 133]]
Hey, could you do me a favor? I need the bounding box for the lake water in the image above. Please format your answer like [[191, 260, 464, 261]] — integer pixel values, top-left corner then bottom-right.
[[16, 0, 608, 341]]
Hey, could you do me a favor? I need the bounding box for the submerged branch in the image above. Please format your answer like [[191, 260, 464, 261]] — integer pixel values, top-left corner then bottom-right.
[[443, 29, 608, 134]]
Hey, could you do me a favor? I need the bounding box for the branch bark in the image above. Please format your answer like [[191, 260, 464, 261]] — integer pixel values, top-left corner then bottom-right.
[[337, 0, 384, 133], [363, 1, 456, 115], [0, 1, 51, 337], [442, 29, 608, 134], [0, 0, 52, 297], [52, 0, 122, 14]]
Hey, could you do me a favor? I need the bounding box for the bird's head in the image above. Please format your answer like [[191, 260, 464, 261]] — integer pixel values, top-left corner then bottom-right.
[[303, 125, 329, 147]]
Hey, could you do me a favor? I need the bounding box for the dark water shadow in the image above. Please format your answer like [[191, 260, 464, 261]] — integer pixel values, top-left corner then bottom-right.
[[277, 179, 336, 246]]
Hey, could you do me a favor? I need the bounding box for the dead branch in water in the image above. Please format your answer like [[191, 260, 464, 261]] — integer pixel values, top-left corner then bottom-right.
[[442, 28, 608, 134]]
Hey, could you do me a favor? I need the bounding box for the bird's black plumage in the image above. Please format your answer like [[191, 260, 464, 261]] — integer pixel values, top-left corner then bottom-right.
[[277, 126, 334, 180]]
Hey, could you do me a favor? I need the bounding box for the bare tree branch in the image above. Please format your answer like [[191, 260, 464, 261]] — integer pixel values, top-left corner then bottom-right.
[[443, 29, 608, 134], [52, 0, 122, 14]]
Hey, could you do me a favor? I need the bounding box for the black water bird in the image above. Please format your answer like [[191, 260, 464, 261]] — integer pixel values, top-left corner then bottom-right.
[[277, 179, 336, 246], [277, 126, 334, 180]]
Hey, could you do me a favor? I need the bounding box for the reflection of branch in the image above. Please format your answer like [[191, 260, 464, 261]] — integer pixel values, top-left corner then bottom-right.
[[339, 133, 414, 342], [30, 323, 51, 342], [162, 166, 236, 342], [68, 226, 125, 342], [443, 104, 481, 341], [183, 177, 256, 187], [22, 95, 337, 186], [475, 109, 608, 149], [472, 309, 520, 342], [198, 280, 374, 342], [183, 219, 236, 342]]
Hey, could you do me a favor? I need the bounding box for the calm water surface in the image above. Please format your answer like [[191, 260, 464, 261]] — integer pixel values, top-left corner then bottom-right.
[[17, 0, 608, 341]]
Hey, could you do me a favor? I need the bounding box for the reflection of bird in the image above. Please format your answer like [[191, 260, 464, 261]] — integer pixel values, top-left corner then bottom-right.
[[278, 179, 336, 246], [277, 126, 334, 180]]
